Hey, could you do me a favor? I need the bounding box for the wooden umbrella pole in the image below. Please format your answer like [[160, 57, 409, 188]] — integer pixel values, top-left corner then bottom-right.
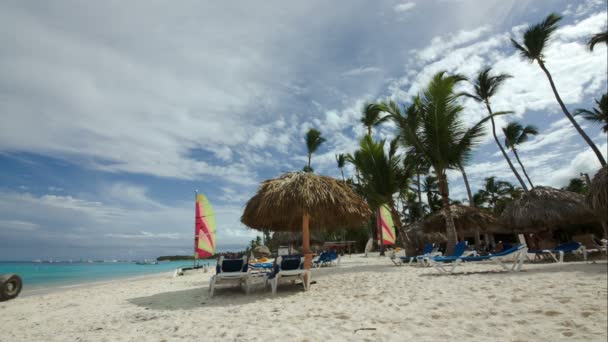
[[302, 213, 312, 270]]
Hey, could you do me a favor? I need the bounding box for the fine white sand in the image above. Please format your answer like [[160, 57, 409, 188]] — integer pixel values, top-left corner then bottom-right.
[[1, 255, 607, 342]]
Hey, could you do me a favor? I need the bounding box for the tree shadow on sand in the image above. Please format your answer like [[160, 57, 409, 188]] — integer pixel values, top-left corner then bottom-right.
[[128, 282, 307, 311]]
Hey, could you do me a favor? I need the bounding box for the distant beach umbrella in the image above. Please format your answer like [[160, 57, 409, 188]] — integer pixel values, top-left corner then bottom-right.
[[500, 186, 597, 233], [587, 166, 608, 237], [241, 172, 371, 269], [420, 204, 503, 237]]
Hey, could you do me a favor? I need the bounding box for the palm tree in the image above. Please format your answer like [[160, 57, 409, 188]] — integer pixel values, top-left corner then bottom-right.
[[588, 31, 608, 51], [502, 122, 538, 189], [335, 153, 346, 181], [462, 67, 529, 191], [474, 177, 519, 215], [421, 175, 442, 213], [379, 72, 486, 255], [360, 102, 389, 136], [511, 13, 606, 166], [305, 128, 326, 172], [575, 94, 608, 156], [346, 136, 410, 255]]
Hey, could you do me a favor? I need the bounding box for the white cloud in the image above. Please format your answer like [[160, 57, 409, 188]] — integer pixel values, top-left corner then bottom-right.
[[342, 66, 383, 77], [394, 2, 416, 13]]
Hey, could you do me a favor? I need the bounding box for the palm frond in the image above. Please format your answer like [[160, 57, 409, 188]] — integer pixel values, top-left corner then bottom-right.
[[587, 31, 607, 51]]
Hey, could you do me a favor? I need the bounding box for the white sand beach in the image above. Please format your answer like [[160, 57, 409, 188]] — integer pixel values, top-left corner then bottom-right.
[[1, 255, 607, 342]]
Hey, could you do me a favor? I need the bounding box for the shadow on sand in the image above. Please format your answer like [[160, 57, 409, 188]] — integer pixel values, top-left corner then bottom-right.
[[128, 281, 308, 311]]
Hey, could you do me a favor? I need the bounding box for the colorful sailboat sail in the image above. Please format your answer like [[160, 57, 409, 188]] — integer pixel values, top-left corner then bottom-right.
[[195, 193, 216, 258], [376, 204, 396, 245]]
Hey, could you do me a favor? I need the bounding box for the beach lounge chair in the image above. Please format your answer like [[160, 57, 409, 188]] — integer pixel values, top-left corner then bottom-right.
[[528, 242, 584, 263], [420, 241, 468, 266], [573, 234, 608, 259], [391, 243, 440, 266], [313, 250, 340, 268], [209, 255, 250, 297], [431, 244, 528, 274], [266, 255, 310, 295]]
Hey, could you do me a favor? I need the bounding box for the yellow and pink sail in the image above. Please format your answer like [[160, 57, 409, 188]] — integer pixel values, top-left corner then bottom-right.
[[195, 193, 216, 258], [376, 204, 396, 245]]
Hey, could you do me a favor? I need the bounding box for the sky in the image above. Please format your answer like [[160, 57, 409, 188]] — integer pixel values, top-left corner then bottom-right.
[[0, 0, 606, 260]]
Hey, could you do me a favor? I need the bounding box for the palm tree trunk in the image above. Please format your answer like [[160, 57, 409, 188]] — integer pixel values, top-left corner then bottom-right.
[[458, 164, 481, 250], [437, 172, 458, 255], [416, 172, 424, 219], [367, 126, 372, 136], [307, 153, 311, 169], [512, 148, 534, 188], [537, 60, 607, 166], [459, 164, 474, 207], [340, 168, 345, 182], [389, 201, 415, 255], [485, 100, 529, 191]]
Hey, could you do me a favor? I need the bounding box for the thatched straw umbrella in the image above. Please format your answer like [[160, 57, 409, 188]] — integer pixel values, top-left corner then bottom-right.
[[421, 204, 503, 236], [241, 172, 371, 269], [500, 186, 597, 233], [587, 166, 608, 237]]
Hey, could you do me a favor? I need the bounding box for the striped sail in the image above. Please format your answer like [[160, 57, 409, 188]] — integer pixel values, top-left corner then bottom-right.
[[376, 204, 396, 245], [195, 193, 216, 258]]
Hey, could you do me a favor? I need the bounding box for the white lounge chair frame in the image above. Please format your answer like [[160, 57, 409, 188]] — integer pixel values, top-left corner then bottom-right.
[[209, 255, 250, 297], [267, 256, 311, 295], [431, 246, 528, 274]]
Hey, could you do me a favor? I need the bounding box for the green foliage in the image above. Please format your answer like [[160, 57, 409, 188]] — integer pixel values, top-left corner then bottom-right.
[[305, 128, 326, 155], [305, 128, 326, 170], [502, 122, 539, 149], [510, 13, 562, 62], [575, 93, 608, 133], [562, 178, 588, 194], [361, 102, 390, 135], [474, 177, 521, 215]]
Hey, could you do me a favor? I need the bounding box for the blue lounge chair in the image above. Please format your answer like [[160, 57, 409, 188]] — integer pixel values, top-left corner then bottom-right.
[[431, 244, 528, 274], [313, 250, 340, 268], [209, 255, 250, 297], [421, 241, 468, 265], [266, 255, 310, 294], [391, 243, 440, 266], [529, 242, 583, 263]]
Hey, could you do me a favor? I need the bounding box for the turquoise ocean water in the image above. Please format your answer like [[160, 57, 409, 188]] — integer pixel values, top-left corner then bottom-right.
[[0, 260, 216, 294]]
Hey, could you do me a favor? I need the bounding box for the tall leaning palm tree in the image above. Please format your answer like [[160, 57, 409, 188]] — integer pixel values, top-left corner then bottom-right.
[[588, 31, 608, 51], [335, 153, 346, 181], [462, 67, 529, 191], [575, 94, 608, 156], [502, 122, 538, 189], [304, 128, 326, 172], [380, 72, 486, 255], [511, 13, 606, 166], [361, 102, 389, 136]]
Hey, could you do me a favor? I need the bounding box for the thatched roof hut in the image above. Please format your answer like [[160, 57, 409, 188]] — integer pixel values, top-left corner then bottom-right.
[[271, 231, 324, 246], [500, 186, 597, 233], [241, 172, 371, 268], [421, 204, 503, 235], [587, 166, 608, 221], [587, 166, 608, 237]]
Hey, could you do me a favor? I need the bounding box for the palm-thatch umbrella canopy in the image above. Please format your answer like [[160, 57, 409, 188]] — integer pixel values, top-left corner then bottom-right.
[[421, 204, 503, 235], [241, 172, 371, 269], [587, 166, 608, 237], [500, 186, 597, 233], [252, 245, 271, 257]]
